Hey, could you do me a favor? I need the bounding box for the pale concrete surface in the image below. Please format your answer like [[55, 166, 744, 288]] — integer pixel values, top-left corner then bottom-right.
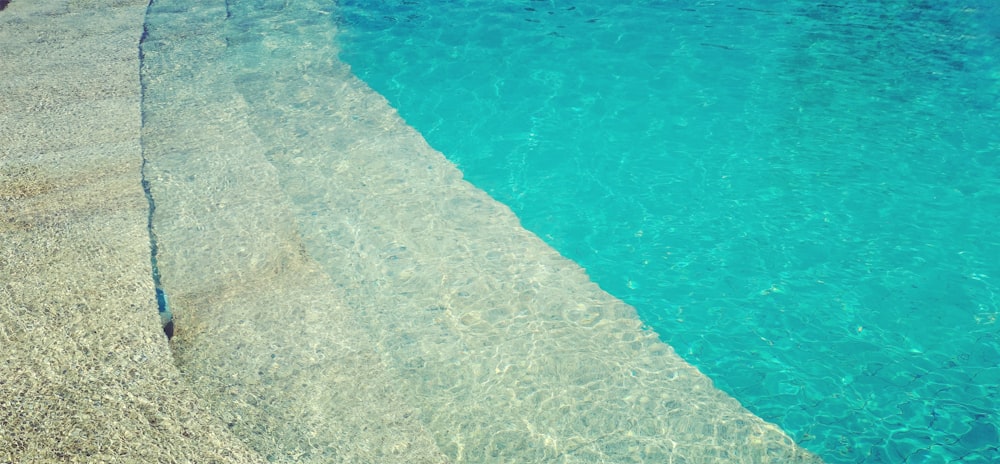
[[1, 1, 825, 463], [0, 1, 262, 461], [140, 1, 824, 463]]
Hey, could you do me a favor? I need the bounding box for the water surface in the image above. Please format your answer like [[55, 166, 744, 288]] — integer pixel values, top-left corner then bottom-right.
[[336, 1, 1000, 461]]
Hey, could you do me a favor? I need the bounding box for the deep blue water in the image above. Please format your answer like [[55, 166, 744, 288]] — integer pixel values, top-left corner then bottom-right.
[[335, 1, 1000, 462]]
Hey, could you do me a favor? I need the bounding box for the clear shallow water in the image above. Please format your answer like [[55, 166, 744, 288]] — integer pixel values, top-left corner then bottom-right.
[[336, 1, 1000, 462], [142, 1, 824, 461]]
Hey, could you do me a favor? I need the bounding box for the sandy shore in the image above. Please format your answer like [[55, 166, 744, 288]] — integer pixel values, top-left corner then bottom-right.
[[0, 1, 262, 461]]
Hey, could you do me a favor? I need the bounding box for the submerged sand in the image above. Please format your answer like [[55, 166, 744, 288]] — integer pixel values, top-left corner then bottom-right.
[[3, 1, 822, 462]]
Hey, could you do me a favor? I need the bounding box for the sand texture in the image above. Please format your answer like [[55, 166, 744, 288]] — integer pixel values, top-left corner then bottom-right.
[[0, 1, 262, 462]]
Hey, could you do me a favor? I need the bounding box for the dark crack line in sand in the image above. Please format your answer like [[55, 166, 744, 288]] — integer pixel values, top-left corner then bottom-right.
[[138, 2, 173, 340]]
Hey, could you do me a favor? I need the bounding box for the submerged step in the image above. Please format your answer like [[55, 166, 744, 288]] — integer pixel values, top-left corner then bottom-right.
[[140, 4, 451, 461], [1, 1, 262, 462], [141, 1, 822, 462]]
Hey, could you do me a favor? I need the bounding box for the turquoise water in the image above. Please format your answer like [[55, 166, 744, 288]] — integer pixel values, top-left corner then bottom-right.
[[335, 1, 1000, 462]]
